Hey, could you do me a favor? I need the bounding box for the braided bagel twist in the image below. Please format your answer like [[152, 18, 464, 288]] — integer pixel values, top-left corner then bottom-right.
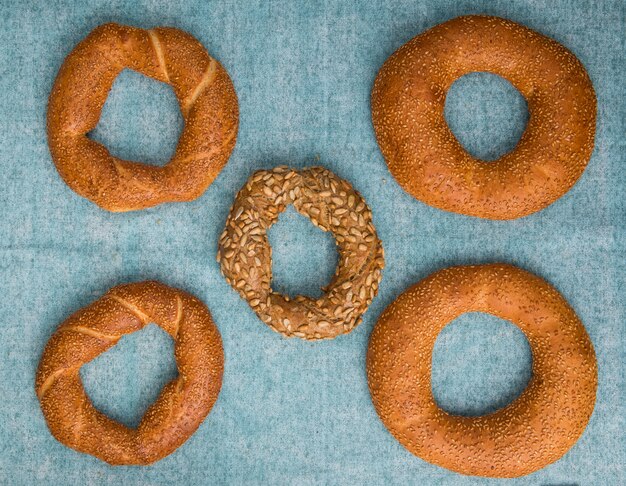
[[47, 23, 239, 212], [36, 281, 224, 465]]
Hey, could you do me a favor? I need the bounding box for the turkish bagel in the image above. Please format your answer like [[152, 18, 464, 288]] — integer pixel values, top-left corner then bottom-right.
[[367, 264, 597, 477], [36, 281, 224, 465], [47, 23, 238, 212], [372, 15, 596, 219]]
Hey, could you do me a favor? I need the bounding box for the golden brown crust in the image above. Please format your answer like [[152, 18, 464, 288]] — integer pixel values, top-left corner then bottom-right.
[[36, 281, 224, 465], [218, 166, 384, 340], [367, 264, 597, 477], [47, 23, 239, 212], [372, 15, 596, 220]]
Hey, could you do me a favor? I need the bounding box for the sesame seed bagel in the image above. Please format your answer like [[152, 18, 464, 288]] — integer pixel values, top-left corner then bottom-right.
[[372, 15, 596, 220], [367, 264, 597, 477], [218, 166, 384, 340], [47, 23, 239, 212], [35, 281, 224, 465]]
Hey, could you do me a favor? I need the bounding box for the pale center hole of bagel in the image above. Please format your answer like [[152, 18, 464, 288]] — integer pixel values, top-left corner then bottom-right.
[[267, 206, 338, 299], [89, 69, 183, 167], [444, 72, 529, 162], [81, 323, 178, 428], [431, 312, 532, 417]]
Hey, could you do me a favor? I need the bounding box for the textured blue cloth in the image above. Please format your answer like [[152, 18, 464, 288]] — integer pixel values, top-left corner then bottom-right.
[[0, 1, 624, 484]]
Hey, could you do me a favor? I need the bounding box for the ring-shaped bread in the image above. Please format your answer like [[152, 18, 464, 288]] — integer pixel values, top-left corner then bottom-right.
[[36, 281, 224, 465], [47, 23, 238, 212], [372, 15, 596, 220], [367, 264, 597, 477], [218, 166, 384, 340]]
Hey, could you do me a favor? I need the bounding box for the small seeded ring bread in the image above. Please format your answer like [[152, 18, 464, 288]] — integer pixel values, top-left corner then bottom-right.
[[36, 281, 224, 465], [372, 15, 596, 220], [47, 23, 239, 212], [367, 264, 597, 478], [218, 166, 384, 340]]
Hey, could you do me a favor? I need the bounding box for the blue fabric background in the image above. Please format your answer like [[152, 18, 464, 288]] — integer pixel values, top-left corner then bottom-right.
[[0, 0, 624, 484]]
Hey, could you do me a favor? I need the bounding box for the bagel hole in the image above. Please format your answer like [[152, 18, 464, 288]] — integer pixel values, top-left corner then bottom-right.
[[89, 69, 183, 167], [444, 72, 528, 161], [267, 206, 338, 299], [431, 312, 532, 417], [80, 323, 178, 428]]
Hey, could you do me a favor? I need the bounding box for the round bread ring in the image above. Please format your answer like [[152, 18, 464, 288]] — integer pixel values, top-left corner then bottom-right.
[[367, 264, 597, 478], [218, 166, 385, 340], [35, 281, 224, 465], [372, 15, 596, 220], [47, 23, 239, 212]]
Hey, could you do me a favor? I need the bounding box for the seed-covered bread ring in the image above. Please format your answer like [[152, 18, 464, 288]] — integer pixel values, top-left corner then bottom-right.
[[36, 281, 224, 465], [47, 23, 238, 212], [218, 166, 384, 340], [367, 264, 597, 478], [372, 15, 597, 220]]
